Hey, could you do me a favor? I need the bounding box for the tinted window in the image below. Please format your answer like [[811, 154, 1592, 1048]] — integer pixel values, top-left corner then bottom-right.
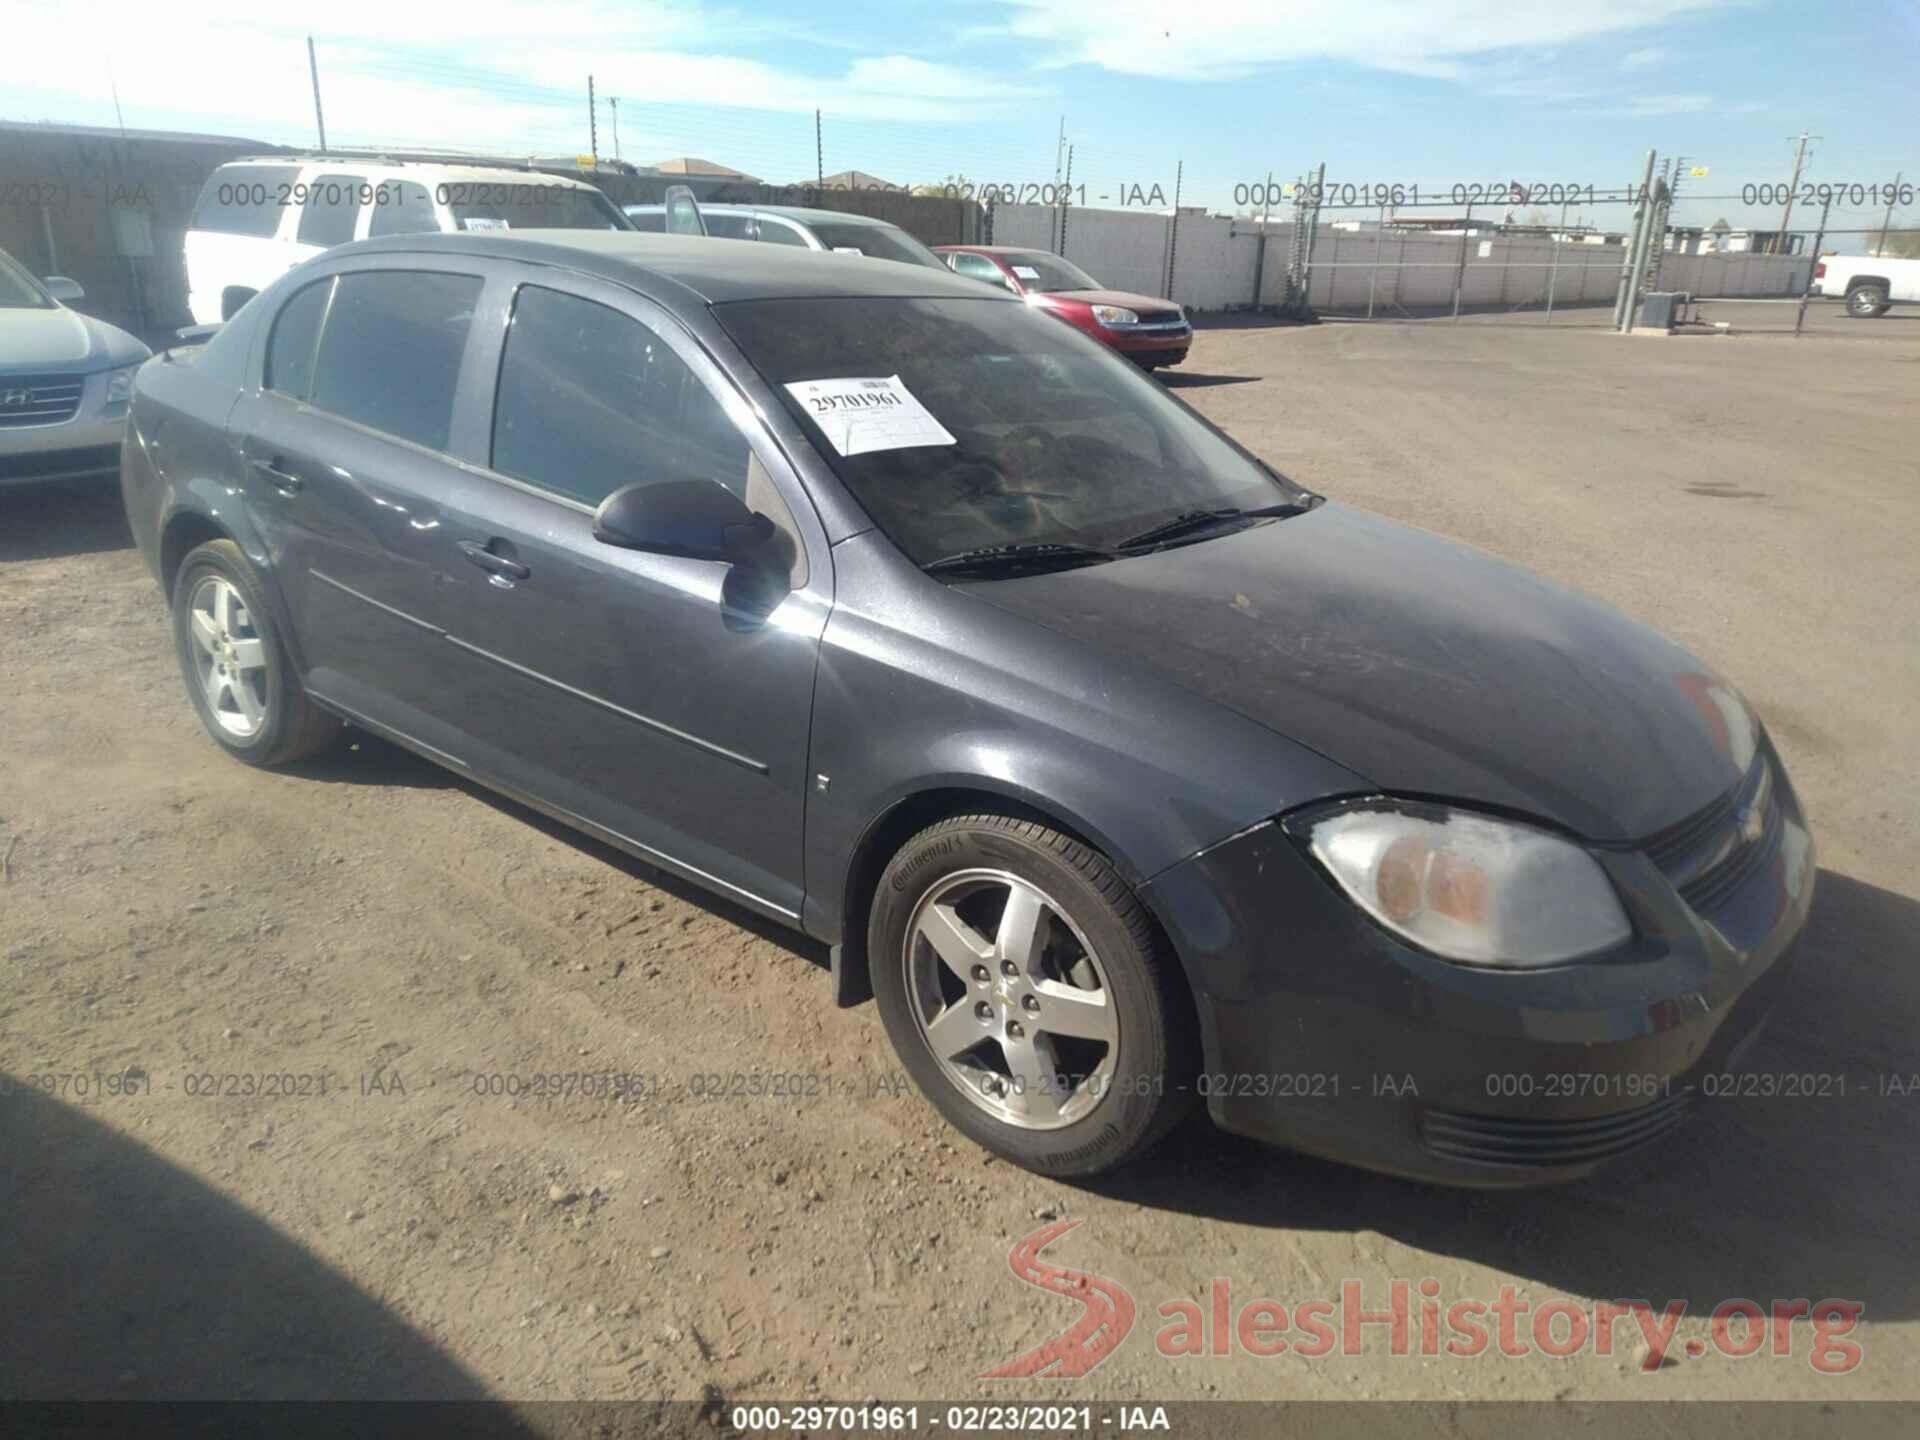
[[367, 181, 439, 238], [265, 278, 333, 400], [704, 212, 755, 240], [718, 296, 1301, 565], [949, 251, 1012, 289], [192, 164, 298, 238], [443, 183, 630, 231], [755, 218, 810, 247], [492, 285, 750, 508], [296, 174, 364, 247], [309, 271, 481, 451]]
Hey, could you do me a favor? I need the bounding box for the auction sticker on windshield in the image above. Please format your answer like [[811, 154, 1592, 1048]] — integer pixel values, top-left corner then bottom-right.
[[784, 375, 958, 457], [1012, 265, 1041, 280]]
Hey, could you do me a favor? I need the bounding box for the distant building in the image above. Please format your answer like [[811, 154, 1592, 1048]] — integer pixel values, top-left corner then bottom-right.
[[649, 156, 762, 184]]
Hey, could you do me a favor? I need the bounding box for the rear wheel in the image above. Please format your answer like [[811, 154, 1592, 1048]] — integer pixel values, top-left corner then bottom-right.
[[869, 814, 1196, 1176], [1845, 283, 1889, 318], [172, 539, 340, 767]]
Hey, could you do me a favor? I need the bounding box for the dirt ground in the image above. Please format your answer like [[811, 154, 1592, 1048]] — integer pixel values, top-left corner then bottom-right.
[[3, 313, 1917, 1410]]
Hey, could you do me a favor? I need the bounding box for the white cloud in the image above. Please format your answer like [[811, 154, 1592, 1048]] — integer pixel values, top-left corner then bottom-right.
[[1620, 46, 1673, 67], [997, 0, 1737, 81]]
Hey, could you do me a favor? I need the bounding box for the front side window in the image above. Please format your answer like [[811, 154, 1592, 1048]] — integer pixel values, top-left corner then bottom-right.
[[754, 218, 810, 247], [491, 284, 750, 508], [192, 164, 299, 239], [295, 173, 364, 248], [367, 181, 438, 238], [308, 271, 481, 451], [718, 296, 1303, 565], [264, 278, 333, 399]]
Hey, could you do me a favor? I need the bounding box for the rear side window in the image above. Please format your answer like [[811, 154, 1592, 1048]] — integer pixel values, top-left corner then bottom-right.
[[367, 181, 439, 238], [309, 271, 481, 451], [265, 278, 333, 399], [491, 284, 750, 508], [296, 174, 364, 248], [705, 212, 755, 240], [192, 165, 298, 238]]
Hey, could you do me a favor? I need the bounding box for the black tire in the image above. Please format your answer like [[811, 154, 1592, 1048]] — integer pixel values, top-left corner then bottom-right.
[[171, 539, 340, 767], [869, 814, 1197, 1176], [1845, 283, 1889, 318]]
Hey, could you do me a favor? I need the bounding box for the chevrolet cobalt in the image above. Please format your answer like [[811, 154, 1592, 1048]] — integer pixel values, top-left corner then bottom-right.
[[121, 233, 1812, 1184]]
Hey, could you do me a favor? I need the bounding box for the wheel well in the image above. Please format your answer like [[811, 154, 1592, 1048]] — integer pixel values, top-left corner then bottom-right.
[[834, 787, 1119, 1006], [1845, 276, 1890, 293], [159, 512, 230, 601], [220, 287, 257, 320]]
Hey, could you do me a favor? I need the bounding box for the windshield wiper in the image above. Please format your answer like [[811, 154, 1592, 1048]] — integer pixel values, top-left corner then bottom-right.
[[922, 541, 1116, 578], [1114, 500, 1316, 553]]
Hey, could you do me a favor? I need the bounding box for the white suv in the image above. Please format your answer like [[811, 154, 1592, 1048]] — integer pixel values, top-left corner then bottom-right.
[[185, 158, 632, 325]]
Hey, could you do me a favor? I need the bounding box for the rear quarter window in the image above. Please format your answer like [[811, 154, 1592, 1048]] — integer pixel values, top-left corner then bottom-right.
[[192, 165, 299, 238]]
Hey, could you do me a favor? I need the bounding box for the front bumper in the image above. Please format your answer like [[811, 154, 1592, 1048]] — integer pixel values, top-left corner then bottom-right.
[[0, 370, 130, 486], [1101, 324, 1192, 367], [1141, 746, 1816, 1187]]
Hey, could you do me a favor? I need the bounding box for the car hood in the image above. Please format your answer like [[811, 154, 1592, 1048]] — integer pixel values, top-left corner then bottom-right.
[[0, 305, 149, 374], [1041, 288, 1180, 315], [967, 503, 1748, 842]]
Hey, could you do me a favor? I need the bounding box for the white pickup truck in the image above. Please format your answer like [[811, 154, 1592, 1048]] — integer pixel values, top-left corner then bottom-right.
[[1809, 253, 1920, 317]]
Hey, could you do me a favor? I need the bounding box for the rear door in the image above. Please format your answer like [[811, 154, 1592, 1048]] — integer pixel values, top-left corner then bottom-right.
[[413, 271, 831, 921], [228, 258, 490, 742]]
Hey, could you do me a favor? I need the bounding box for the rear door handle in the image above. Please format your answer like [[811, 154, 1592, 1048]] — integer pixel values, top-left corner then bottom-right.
[[250, 457, 303, 494], [458, 539, 531, 583]]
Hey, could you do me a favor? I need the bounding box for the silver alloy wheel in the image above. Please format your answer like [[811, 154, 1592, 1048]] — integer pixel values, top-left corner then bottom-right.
[[1850, 288, 1882, 315], [902, 868, 1118, 1130], [188, 576, 270, 739]]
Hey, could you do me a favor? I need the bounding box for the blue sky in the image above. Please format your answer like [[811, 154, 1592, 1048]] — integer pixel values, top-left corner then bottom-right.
[[9, 0, 1916, 232]]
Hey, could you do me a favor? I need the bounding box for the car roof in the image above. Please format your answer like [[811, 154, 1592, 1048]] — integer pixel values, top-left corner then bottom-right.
[[341, 231, 1016, 307], [934, 245, 1052, 257], [214, 156, 602, 190]]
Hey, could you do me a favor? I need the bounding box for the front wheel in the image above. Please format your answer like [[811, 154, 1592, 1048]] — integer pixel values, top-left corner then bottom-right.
[[1845, 283, 1889, 318], [869, 814, 1196, 1176]]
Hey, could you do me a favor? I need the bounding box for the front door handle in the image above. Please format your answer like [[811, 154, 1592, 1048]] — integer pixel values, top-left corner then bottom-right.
[[250, 457, 303, 494], [458, 539, 531, 583]]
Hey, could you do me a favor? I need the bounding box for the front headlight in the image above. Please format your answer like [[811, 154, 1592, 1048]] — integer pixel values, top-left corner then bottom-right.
[[104, 365, 138, 407], [1298, 803, 1631, 967], [1090, 304, 1138, 327]]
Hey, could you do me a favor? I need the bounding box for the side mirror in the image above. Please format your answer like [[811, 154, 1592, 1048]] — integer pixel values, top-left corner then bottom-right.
[[593, 479, 774, 562], [44, 275, 84, 303]]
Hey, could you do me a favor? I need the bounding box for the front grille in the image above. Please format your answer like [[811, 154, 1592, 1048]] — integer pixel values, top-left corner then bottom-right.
[[1643, 751, 1780, 914], [1131, 309, 1188, 328], [1421, 1091, 1694, 1168], [0, 374, 86, 427]]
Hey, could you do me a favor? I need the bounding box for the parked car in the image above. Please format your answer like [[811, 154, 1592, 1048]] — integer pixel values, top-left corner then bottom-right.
[[123, 232, 1812, 1185], [936, 245, 1191, 369], [1809, 252, 1920, 316], [1, 248, 150, 488], [623, 203, 947, 270], [185, 157, 632, 325]]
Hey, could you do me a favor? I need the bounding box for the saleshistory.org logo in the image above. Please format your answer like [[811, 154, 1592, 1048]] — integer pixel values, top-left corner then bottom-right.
[[983, 1222, 1865, 1377]]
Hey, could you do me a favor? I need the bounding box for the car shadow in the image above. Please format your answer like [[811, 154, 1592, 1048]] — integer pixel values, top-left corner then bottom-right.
[[284, 732, 461, 791], [1160, 373, 1261, 390], [0, 1078, 535, 1412], [0, 477, 132, 563], [1084, 867, 1920, 1323]]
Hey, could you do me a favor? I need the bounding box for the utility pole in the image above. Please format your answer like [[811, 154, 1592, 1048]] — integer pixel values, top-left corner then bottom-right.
[[307, 36, 327, 153], [1053, 116, 1065, 187], [1880, 171, 1902, 255], [610, 98, 621, 161], [1778, 131, 1820, 253], [815, 109, 823, 193], [588, 75, 598, 161]]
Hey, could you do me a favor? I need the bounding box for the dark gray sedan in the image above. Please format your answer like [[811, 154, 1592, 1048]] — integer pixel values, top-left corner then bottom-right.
[[121, 233, 1813, 1184]]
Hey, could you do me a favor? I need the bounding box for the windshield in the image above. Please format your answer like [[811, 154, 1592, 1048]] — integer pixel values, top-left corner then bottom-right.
[[1002, 252, 1101, 292], [807, 222, 947, 270], [718, 296, 1303, 566], [444, 183, 632, 232], [0, 252, 54, 309]]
